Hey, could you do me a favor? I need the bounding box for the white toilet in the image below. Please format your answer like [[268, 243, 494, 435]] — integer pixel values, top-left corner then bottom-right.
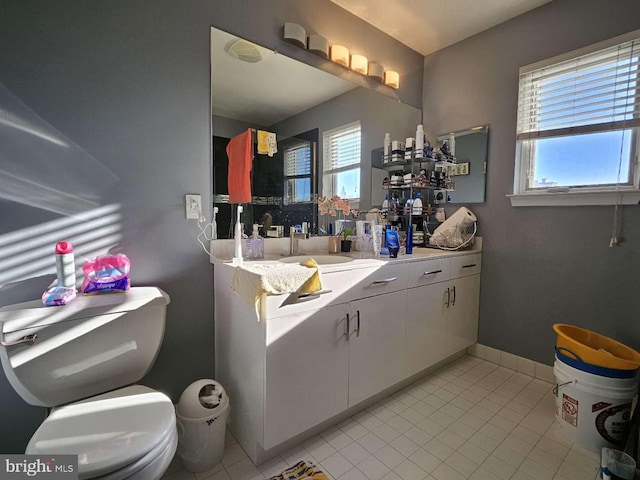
[[0, 287, 177, 480]]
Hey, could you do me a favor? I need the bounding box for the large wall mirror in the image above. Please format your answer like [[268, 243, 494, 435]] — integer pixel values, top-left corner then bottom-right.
[[436, 125, 489, 204], [211, 26, 421, 238]]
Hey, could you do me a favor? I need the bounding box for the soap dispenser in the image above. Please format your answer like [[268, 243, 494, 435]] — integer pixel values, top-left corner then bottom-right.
[[246, 224, 264, 260]]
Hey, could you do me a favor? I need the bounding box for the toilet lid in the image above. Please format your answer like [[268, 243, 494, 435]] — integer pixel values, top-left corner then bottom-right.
[[26, 385, 176, 479]]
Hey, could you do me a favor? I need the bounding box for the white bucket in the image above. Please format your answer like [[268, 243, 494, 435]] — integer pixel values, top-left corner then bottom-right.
[[554, 354, 639, 453]]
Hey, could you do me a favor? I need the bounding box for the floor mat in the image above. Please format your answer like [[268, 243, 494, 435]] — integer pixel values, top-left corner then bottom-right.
[[268, 460, 329, 479]]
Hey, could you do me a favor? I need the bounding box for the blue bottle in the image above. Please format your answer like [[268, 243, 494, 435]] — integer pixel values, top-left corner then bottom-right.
[[406, 224, 413, 254]]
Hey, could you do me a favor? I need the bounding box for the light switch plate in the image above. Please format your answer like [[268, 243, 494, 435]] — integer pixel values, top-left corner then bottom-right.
[[185, 194, 202, 219]]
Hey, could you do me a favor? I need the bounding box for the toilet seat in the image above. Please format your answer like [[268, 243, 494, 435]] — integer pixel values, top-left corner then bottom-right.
[[93, 427, 177, 480], [26, 385, 176, 480]]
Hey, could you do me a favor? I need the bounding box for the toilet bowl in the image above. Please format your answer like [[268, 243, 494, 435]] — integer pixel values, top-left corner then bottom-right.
[[26, 385, 177, 480], [0, 287, 175, 480]]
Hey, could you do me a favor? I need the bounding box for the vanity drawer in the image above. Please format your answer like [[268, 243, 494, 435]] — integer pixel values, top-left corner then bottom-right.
[[407, 258, 450, 288], [264, 270, 352, 319], [349, 263, 409, 300], [450, 253, 482, 278]]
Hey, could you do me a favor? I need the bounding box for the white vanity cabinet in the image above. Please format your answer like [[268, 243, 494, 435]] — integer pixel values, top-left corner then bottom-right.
[[405, 253, 482, 377], [213, 250, 481, 464], [445, 254, 482, 356], [349, 290, 407, 407], [264, 303, 350, 448]]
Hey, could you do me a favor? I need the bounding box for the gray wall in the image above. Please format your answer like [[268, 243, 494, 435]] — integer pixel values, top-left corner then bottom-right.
[[0, 0, 423, 453], [270, 87, 421, 211], [212, 114, 259, 140], [422, 0, 640, 364]]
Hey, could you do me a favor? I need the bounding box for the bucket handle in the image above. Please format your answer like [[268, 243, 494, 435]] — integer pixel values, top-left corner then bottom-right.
[[552, 381, 573, 396], [555, 346, 583, 362]]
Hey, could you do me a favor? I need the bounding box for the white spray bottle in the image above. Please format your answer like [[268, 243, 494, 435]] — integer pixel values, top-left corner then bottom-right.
[[233, 205, 244, 265]]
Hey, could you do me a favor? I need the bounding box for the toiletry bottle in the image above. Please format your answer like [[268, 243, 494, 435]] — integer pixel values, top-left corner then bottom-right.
[[55, 241, 76, 288], [405, 137, 414, 160], [404, 197, 413, 215], [412, 192, 422, 215], [246, 224, 264, 260], [406, 224, 413, 254], [415, 124, 424, 158], [381, 194, 389, 213], [383, 133, 391, 163]]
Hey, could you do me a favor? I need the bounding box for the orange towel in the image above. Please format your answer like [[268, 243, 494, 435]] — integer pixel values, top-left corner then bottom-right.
[[227, 128, 252, 203]]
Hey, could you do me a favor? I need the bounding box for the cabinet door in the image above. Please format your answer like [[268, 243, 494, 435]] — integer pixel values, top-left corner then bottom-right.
[[446, 275, 480, 356], [406, 283, 448, 377], [348, 290, 406, 407], [265, 304, 349, 448]]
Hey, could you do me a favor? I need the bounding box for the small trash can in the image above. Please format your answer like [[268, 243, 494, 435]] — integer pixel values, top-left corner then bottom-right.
[[176, 379, 229, 473]]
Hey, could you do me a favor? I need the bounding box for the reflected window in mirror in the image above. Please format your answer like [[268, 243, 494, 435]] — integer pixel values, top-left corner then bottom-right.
[[323, 121, 361, 201], [283, 139, 312, 204], [436, 125, 489, 204]]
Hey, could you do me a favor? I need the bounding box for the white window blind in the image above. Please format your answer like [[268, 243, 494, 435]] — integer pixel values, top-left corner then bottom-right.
[[323, 122, 361, 172], [322, 122, 361, 200], [283, 140, 311, 176], [517, 38, 640, 140], [283, 139, 312, 204], [510, 31, 640, 206]]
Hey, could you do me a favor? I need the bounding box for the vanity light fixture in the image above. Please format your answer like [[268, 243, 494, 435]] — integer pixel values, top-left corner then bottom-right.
[[283, 22, 307, 49], [350, 54, 368, 75], [384, 70, 400, 89], [307, 34, 329, 58], [330, 44, 350, 67], [281, 22, 400, 89], [368, 62, 384, 82]]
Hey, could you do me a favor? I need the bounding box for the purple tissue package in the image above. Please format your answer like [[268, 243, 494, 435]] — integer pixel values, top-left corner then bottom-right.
[[42, 286, 76, 306], [82, 254, 131, 295]]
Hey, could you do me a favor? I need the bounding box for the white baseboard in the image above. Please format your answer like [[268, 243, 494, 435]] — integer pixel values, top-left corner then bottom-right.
[[466, 343, 555, 384]]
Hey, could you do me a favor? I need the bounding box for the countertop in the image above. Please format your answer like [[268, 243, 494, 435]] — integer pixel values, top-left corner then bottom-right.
[[210, 238, 482, 274]]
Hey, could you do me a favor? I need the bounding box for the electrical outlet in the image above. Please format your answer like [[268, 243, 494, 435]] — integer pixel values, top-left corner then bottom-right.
[[185, 194, 202, 219]]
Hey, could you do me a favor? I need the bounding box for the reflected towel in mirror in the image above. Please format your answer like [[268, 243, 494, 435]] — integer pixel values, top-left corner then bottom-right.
[[227, 128, 252, 203], [257, 130, 277, 157]]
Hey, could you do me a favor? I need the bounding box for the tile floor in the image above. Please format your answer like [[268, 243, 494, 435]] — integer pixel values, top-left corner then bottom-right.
[[163, 355, 602, 480]]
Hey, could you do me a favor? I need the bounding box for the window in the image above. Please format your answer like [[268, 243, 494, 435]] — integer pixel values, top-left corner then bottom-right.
[[511, 31, 640, 206], [323, 121, 361, 200], [283, 139, 312, 204]]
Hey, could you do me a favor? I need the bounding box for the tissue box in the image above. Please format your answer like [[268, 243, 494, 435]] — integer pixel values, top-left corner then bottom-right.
[[82, 254, 130, 295]]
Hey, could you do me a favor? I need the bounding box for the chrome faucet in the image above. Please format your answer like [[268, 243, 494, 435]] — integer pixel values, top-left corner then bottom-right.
[[290, 226, 307, 255]]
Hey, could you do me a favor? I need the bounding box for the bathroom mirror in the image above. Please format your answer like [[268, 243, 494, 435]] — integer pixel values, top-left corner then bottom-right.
[[436, 125, 489, 204], [211, 26, 421, 238]]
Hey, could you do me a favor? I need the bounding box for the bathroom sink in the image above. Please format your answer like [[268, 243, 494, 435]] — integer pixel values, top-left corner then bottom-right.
[[278, 255, 353, 265]]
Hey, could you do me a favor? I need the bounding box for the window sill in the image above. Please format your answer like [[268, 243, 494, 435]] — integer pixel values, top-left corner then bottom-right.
[[508, 189, 640, 207]]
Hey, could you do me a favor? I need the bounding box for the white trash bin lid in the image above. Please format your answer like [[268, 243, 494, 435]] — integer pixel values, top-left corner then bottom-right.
[[176, 379, 228, 421]]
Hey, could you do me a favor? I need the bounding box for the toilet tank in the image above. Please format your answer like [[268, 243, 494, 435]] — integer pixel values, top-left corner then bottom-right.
[[0, 287, 170, 407]]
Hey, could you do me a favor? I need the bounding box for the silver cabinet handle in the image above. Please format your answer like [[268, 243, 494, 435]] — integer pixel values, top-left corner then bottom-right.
[[451, 285, 456, 306], [355, 310, 361, 338], [445, 288, 450, 308], [0, 334, 37, 347], [295, 289, 333, 302], [423, 269, 442, 276], [372, 277, 397, 285], [462, 264, 477, 269], [298, 289, 332, 298], [344, 313, 350, 341]]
